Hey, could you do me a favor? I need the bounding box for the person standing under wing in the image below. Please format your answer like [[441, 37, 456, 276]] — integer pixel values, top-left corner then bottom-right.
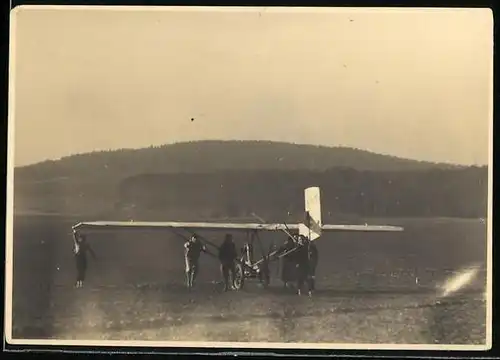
[[278, 236, 296, 288], [307, 240, 319, 294], [295, 235, 312, 296], [218, 233, 238, 291], [73, 231, 97, 288], [184, 235, 206, 289]]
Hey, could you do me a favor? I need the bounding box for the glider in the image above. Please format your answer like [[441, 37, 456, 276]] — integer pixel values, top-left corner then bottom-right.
[[72, 187, 403, 289]]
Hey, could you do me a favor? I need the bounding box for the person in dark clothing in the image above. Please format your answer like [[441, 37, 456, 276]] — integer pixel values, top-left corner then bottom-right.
[[184, 235, 207, 289], [295, 235, 312, 296], [308, 241, 319, 293], [277, 236, 298, 288], [218, 234, 238, 291], [73, 231, 96, 288]]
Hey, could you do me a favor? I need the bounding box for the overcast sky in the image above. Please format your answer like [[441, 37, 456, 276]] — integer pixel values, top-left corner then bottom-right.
[[10, 6, 492, 167]]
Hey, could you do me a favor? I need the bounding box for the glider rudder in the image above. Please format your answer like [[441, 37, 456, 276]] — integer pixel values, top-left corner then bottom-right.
[[299, 186, 322, 241]]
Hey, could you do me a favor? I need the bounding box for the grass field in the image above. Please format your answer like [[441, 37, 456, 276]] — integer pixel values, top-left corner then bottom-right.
[[9, 215, 488, 345]]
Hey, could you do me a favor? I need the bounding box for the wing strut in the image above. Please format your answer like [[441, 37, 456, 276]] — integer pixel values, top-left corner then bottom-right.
[[250, 213, 300, 268], [169, 227, 219, 259]]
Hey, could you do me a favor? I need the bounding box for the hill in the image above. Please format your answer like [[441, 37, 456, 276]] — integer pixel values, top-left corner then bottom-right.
[[12, 141, 486, 219], [14, 140, 462, 181]]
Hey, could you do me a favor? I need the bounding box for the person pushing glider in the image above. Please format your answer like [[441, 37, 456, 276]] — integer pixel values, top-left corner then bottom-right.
[[73, 230, 97, 288], [184, 234, 207, 289], [218, 233, 238, 291]]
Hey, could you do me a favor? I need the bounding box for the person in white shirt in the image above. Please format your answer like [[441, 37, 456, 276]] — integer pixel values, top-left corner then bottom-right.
[[184, 235, 207, 289]]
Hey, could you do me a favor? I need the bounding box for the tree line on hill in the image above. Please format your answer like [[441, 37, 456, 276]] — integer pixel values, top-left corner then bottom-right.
[[117, 166, 487, 220], [14, 140, 463, 183], [13, 141, 485, 219]]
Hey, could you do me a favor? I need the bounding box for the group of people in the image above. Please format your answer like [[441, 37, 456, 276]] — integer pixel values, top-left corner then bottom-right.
[[184, 232, 319, 296], [277, 234, 319, 296], [71, 229, 318, 295], [184, 233, 238, 292]]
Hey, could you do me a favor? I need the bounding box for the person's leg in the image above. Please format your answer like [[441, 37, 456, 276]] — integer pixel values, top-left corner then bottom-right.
[[189, 268, 196, 289], [78, 258, 87, 287], [185, 258, 191, 288], [297, 265, 308, 295], [282, 260, 291, 288], [296, 267, 303, 295], [221, 264, 229, 291], [75, 256, 81, 287], [81, 261, 87, 286], [309, 265, 317, 292], [191, 261, 199, 287], [229, 262, 237, 289], [76, 257, 84, 287], [306, 274, 313, 296]]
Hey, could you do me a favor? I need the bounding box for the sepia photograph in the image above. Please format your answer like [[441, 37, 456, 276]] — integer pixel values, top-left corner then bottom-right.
[[5, 5, 493, 350]]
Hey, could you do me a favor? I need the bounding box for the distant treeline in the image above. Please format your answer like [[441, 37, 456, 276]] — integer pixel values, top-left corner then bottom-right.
[[118, 167, 487, 220], [13, 141, 486, 219], [15, 140, 463, 183]]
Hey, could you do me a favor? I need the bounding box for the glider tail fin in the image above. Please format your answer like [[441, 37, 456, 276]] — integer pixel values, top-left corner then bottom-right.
[[299, 186, 322, 241]]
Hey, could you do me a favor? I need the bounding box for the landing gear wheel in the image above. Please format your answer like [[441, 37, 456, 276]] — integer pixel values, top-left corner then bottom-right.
[[233, 262, 245, 290]]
